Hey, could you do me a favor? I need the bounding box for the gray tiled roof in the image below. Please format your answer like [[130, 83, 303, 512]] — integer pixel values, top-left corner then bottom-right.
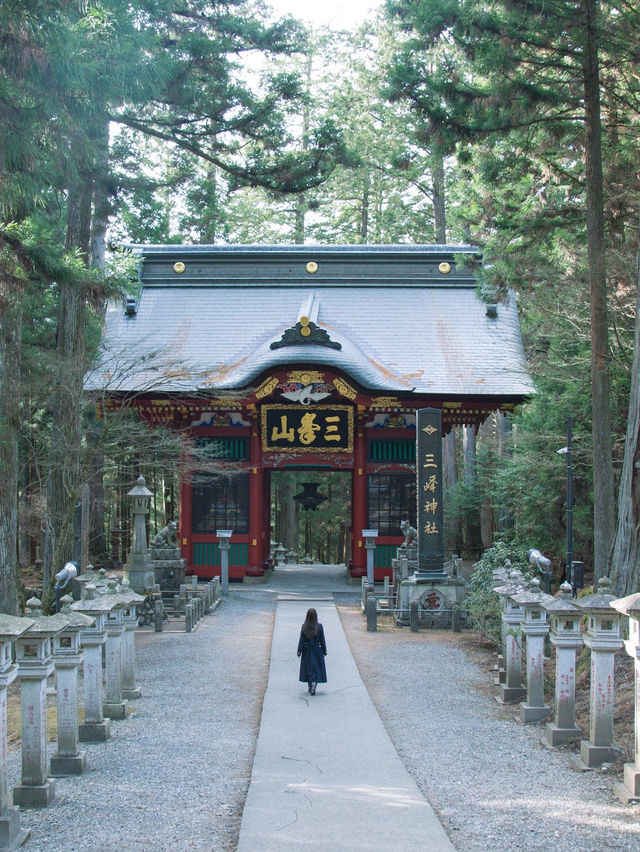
[[88, 245, 534, 398]]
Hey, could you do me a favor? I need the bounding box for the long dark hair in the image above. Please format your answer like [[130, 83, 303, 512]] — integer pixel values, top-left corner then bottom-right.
[[302, 608, 319, 638]]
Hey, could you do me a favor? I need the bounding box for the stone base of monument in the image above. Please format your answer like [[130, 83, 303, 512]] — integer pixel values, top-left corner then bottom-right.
[[396, 574, 466, 628], [78, 719, 111, 742], [151, 547, 186, 590], [545, 721, 581, 746], [123, 686, 142, 700], [124, 554, 156, 595], [519, 702, 551, 724], [0, 806, 30, 850], [12, 780, 55, 809], [569, 739, 623, 770], [614, 764, 640, 804], [49, 750, 87, 776], [577, 739, 623, 769], [103, 700, 128, 721], [497, 684, 526, 703]]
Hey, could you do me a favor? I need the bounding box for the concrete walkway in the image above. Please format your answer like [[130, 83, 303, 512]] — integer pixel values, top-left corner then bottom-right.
[[237, 565, 453, 851]]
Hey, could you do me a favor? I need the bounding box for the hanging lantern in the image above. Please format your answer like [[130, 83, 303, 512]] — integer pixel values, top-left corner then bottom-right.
[[293, 482, 328, 511]]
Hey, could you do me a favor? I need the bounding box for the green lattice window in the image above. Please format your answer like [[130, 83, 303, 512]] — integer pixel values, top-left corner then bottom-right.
[[367, 439, 415, 463], [195, 437, 248, 460]]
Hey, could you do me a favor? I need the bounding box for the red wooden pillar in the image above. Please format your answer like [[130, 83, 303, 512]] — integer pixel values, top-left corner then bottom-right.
[[350, 415, 367, 578], [179, 447, 193, 572], [248, 420, 264, 575]]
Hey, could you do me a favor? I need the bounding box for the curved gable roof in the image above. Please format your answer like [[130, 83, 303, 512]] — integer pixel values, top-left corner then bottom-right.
[[88, 245, 534, 399]]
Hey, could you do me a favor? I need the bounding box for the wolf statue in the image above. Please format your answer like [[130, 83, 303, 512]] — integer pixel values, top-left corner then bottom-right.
[[400, 519, 417, 547]]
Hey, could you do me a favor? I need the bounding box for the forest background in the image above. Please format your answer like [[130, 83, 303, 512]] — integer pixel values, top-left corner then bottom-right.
[[1, 0, 639, 614]]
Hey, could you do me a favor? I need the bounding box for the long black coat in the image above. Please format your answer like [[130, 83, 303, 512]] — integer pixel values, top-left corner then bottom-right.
[[297, 624, 327, 684]]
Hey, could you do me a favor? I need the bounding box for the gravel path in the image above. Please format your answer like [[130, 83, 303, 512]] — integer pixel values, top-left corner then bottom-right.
[[6, 592, 640, 851], [339, 607, 640, 852], [6, 594, 275, 852]]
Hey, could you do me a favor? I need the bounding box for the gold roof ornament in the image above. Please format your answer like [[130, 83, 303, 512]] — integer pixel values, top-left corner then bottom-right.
[[439, 262, 451, 274], [306, 261, 318, 274]]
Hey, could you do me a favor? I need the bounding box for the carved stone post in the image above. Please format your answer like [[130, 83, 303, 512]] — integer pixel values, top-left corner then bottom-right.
[[50, 597, 94, 776], [610, 592, 640, 803], [13, 599, 66, 808], [0, 614, 33, 849], [543, 582, 583, 745], [512, 579, 553, 723], [71, 584, 113, 743], [575, 577, 623, 767], [109, 580, 144, 701], [102, 581, 127, 720], [495, 572, 526, 703]]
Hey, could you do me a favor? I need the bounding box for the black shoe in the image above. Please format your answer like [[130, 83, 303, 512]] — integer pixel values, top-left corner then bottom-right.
[[308, 682, 312, 693], [311, 682, 316, 695]]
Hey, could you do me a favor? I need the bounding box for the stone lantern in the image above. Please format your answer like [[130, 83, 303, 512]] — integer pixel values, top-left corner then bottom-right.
[[13, 599, 67, 808], [50, 598, 95, 776], [0, 613, 34, 850], [512, 578, 553, 723], [71, 584, 115, 742], [543, 581, 583, 746], [494, 571, 526, 703], [107, 578, 145, 700], [124, 474, 155, 593], [574, 576, 623, 767], [101, 580, 128, 720], [274, 543, 287, 566], [610, 591, 640, 803]]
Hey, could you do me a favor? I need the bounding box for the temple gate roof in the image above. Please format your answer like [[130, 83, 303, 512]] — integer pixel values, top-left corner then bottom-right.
[[87, 244, 534, 400]]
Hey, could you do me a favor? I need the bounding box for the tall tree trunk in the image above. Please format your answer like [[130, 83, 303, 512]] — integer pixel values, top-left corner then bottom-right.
[[497, 412, 513, 532], [360, 175, 369, 242], [43, 170, 91, 598], [611, 208, 640, 594], [462, 424, 481, 558], [431, 147, 447, 243], [479, 416, 494, 548], [280, 474, 297, 550], [443, 429, 462, 552], [583, 0, 615, 580], [88, 119, 110, 564], [0, 279, 22, 614]]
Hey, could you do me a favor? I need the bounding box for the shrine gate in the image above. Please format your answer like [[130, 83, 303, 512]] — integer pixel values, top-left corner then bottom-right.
[[92, 245, 533, 581]]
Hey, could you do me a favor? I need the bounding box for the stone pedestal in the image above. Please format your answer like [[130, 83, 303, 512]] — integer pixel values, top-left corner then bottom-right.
[[13, 602, 66, 809], [397, 575, 465, 629], [0, 615, 33, 850], [495, 572, 525, 700], [151, 546, 186, 590], [103, 615, 127, 721], [78, 642, 110, 742], [513, 581, 552, 724], [611, 592, 640, 802], [575, 578, 623, 768], [544, 584, 583, 746], [72, 586, 112, 743], [50, 600, 95, 776]]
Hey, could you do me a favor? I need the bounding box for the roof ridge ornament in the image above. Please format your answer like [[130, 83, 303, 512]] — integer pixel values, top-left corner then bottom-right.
[[271, 295, 341, 350]]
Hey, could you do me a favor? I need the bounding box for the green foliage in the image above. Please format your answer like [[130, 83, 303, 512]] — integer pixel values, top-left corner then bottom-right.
[[459, 540, 529, 645]]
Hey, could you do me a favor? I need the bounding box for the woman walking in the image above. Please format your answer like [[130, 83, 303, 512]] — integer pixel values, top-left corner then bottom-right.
[[297, 608, 327, 695]]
